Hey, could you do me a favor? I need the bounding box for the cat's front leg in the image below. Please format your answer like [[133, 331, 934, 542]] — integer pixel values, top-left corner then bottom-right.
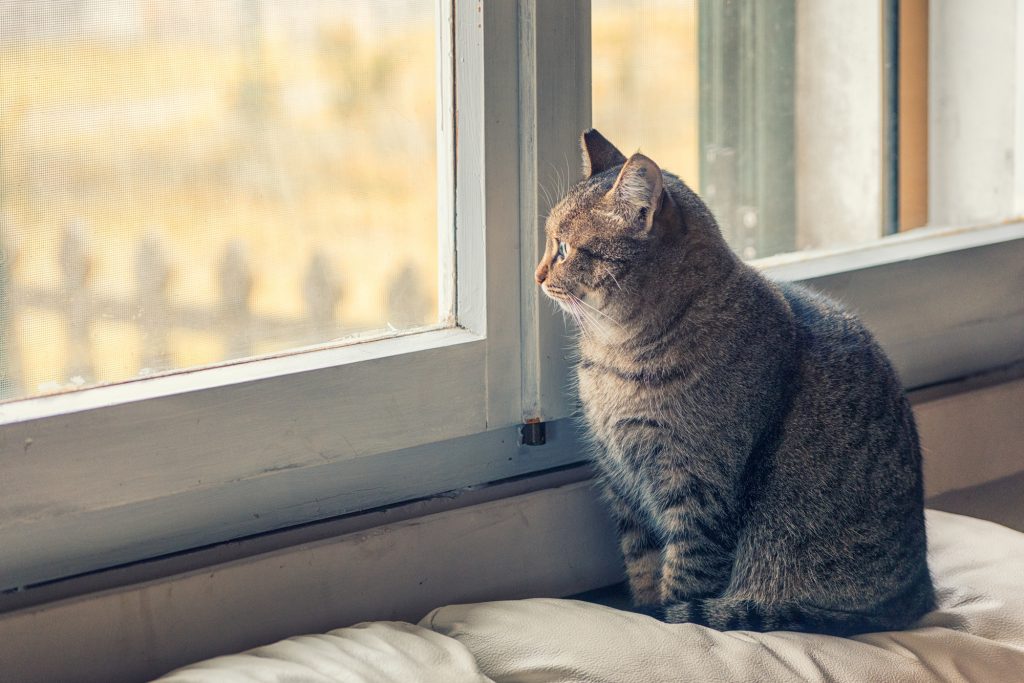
[[652, 471, 736, 603], [598, 480, 663, 607]]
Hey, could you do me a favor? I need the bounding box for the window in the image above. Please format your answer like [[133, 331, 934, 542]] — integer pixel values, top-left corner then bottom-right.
[[0, 0, 558, 591], [592, 0, 1024, 257], [1, 1, 444, 402], [1, 0, 1021, 594]]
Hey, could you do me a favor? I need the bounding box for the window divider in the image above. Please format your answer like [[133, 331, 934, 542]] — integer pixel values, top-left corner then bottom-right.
[[518, 0, 591, 425]]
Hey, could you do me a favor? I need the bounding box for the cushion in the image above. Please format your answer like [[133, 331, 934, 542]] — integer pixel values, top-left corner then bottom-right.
[[421, 510, 1024, 682], [156, 621, 493, 683]]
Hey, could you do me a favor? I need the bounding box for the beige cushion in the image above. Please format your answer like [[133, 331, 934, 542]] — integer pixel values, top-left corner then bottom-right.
[[421, 510, 1024, 682], [158, 511, 1024, 682], [156, 621, 493, 683]]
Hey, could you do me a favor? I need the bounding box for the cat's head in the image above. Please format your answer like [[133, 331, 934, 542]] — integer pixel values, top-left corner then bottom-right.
[[534, 129, 673, 327]]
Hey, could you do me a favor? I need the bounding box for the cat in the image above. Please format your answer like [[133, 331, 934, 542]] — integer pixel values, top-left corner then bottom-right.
[[535, 129, 935, 635]]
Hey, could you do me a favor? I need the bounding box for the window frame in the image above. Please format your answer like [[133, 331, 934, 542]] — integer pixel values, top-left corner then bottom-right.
[[0, 0, 594, 591], [2, 0, 1023, 595]]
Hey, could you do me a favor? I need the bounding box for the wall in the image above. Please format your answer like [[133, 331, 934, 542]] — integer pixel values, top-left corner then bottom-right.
[[917, 374, 1024, 496]]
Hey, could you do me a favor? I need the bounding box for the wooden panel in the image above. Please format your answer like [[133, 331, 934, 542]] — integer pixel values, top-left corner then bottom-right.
[[454, 0, 525, 427], [0, 330, 492, 588], [0, 333, 485, 518], [899, 0, 929, 230], [519, 0, 590, 423], [798, 240, 1024, 389], [918, 377, 1024, 497], [0, 418, 590, 590], [0, 480, 622, 683], [435, 0, 457, 321], [764, 223, 1024, 390]]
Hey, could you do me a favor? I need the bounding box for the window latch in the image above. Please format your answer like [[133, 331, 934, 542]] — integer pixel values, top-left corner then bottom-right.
[[520, 420, 546, 446]]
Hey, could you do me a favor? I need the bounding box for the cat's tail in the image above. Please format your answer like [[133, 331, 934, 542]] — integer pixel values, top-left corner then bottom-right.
[[658, 597, 920, 636]]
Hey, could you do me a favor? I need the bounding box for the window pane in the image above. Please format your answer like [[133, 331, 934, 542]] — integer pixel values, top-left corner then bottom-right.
[[592, 1, 962, 261], [0, 0, 443, 401], [592, 0, 699, 186]]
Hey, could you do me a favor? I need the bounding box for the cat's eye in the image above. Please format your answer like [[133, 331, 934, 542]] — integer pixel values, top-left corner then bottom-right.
[[556, 240, 569, 262]]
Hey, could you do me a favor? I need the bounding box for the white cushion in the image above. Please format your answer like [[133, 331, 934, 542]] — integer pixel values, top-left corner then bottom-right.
[[421, 510, 1024, 682], [156, 621, 493, 683], [158, 511, 1024, 682]]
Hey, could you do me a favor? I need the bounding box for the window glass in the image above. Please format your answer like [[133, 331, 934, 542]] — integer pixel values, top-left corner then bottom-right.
[[0, 0, 442, 401], [591, 0, 699, 186], [592, 0, 986, 261]]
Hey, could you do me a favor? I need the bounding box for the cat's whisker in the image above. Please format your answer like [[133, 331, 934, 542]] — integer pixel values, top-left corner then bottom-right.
[[538, 180, 554, 212], [566, 299, 594, 339], [569, 298, 614, 341], [571, 303, 608, 334], [546, 293, 583, 337], [544, 161, 565, 205], [552, 301, 577, 335], [546, 296, 572, 331], [573, 295, 624, 330]]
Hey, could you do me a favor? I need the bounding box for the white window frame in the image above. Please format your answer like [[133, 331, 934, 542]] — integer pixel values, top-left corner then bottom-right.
[[0, 0, 589, 591], [1, 0, 1022, 595]]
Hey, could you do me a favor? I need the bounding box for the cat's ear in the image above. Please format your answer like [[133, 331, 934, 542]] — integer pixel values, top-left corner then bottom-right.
[[609, 153, 663, 233], [581, 129, 627, 179]]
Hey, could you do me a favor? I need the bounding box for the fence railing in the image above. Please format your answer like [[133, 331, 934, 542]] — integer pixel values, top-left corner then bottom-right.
[[0, 217, 430, 399]]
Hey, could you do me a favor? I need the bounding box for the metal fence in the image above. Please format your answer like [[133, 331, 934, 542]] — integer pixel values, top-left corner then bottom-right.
[[0, 217, 430, 399]]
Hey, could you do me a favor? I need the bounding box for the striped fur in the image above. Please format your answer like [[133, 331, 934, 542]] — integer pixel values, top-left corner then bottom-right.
[[534, 130, 935, 636]]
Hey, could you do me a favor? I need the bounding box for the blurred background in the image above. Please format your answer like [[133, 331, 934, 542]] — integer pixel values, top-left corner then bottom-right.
[[0, 0, 439, 400], [593, 0, 930, 263]]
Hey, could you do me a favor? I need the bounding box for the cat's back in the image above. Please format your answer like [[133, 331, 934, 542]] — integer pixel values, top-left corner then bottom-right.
[[757, 280, 926, 555], [735, 280, 933, 623], [774, 281, 910, 426], [777, 281, 881, 362]]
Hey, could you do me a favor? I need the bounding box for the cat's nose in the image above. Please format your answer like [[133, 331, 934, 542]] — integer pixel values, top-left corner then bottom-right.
[[535, 263, 548, 285]]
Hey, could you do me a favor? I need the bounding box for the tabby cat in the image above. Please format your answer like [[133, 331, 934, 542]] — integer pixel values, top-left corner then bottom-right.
[[535, 129, 935, 635]]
